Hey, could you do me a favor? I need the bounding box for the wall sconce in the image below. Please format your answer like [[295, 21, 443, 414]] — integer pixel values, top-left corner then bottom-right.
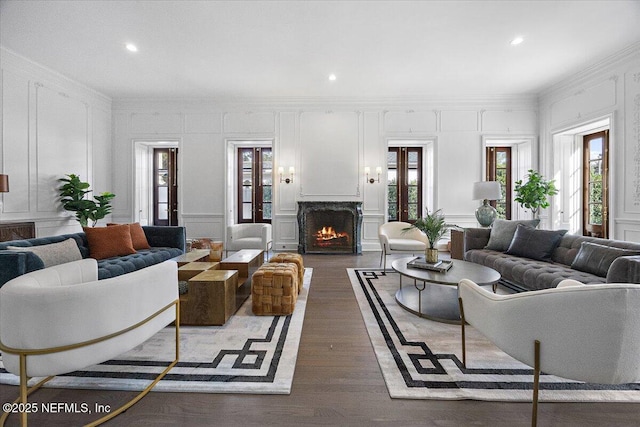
[[365, 166, 382, 184], [279, 166, 294, 184]]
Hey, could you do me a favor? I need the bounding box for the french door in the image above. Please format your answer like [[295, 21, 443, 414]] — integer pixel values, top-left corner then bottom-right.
[[387, 147, 422, 222], [486, 146, 512, 220], [583, 130, 609, 238], [153, 148, 178, 226], [237, 147, 272, 224]]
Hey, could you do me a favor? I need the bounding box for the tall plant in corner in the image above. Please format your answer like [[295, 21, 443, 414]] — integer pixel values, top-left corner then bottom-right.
[[58, 174, 115, 227], [514, 169, 558, 219]]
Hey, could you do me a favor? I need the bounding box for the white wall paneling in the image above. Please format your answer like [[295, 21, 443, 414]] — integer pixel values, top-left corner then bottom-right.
[[223, 111, 275, 134], [1, 49, 112, 232], [549, 78, 617, 128], [624, 68, 640, 213], [276, 111, 297, 213], [182, 214, 225, 240], [1, 68, 30, 213], [130, 112, 183, 134], [441, 110, 478, 132], [298, 111, 361, 199], [35, 84, 89, 213], [362, 111, 383, 212], [383, 110, 437, 133], [185, 113, 222, 134], [274, 217, 297, 251], [481, 110, 537, 133]]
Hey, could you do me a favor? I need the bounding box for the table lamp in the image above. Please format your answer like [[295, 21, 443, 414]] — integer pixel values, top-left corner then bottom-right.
[[472, 181, 501, 227], [0, 174, 8, 221]]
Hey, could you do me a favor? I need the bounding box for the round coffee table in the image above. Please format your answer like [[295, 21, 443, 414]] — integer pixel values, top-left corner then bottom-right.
[[391, 257, 500, 323]]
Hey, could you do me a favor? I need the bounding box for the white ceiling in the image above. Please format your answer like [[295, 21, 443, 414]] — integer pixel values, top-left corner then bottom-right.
[[1, 0, 640, 100]]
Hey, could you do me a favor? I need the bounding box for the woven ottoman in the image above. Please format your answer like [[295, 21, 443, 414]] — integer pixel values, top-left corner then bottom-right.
[[269, 253, 304, 292], [252, 263, 299, 315]]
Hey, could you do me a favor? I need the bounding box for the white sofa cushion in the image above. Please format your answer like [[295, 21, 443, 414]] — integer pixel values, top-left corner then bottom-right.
[[6, 238, 82, 267]]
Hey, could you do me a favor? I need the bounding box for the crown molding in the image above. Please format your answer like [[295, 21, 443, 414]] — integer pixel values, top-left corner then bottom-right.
[[538, 41, 640, 101], [112, 94, 538, 111], [1, 46, 112, 108]]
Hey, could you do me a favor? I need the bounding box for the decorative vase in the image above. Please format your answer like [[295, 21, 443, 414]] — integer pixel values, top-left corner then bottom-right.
[[425, 248, 439, 264]]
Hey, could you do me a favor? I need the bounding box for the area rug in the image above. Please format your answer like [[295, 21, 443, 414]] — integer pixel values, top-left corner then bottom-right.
[[348, 268, 640, 401], [0, 268, 312, 395]]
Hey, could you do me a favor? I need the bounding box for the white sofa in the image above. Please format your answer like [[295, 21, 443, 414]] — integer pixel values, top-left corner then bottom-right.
[[0, 258, 179, 425], [458, 278, 640, 426]]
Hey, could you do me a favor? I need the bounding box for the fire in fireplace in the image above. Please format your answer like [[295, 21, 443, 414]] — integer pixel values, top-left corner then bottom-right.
[[313, 224, 351, 249]]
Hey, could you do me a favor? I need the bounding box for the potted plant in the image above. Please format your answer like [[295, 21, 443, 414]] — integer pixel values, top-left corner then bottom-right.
[[513, 169, 558, 219], [58, 174, 115, 227], [405, 208, 451, 263]]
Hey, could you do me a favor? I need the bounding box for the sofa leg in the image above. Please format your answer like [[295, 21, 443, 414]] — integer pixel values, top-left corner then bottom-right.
[[458, 297, 466, 368], [532, 339, 541, 427]]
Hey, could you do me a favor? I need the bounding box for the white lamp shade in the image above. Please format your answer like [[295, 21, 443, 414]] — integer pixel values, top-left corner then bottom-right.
[[472, 181, 501, 201]]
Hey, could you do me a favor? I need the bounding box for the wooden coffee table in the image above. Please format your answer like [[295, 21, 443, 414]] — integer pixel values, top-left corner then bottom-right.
[[177, 249, 263, 326], [392, 257, 500, 324]]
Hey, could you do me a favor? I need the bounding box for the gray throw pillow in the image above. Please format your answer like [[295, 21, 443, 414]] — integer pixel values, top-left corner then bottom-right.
[[505, 224, 567, 262], [571, 242, 640, 277], [7, 238, 82, 267], [485, 219, 541, 252]]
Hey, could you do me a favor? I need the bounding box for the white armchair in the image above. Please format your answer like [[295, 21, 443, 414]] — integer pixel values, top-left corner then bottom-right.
[[458, 279, 640, 426], [378, 221, 429, 270], [226, 223, 272, 257], [0, 259, 179, 426]]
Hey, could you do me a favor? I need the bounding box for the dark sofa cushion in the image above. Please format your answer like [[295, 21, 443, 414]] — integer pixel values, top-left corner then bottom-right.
[[571, 241, 640, 277], [97, 247, 183, 279], [506, 225, 567, 261], [485, 219, 540, 252]]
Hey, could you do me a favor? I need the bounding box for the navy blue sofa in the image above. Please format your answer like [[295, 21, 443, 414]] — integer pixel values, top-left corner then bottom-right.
[[0, 226, 185, 287]]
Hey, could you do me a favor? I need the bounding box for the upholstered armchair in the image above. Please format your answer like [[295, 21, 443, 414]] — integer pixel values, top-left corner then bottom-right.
[[458, 278, 640, 426], [0, 258, 179, 426], [226, 223, 272, 257], [378, 221, 429, 271]]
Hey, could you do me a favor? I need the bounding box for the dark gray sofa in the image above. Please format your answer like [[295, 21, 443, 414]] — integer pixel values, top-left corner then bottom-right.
[[0, 226, 185, 287], [463, 227, 640, 291]]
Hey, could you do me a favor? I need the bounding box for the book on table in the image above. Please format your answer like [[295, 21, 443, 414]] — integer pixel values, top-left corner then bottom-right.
[[407, 256, 453, 272]]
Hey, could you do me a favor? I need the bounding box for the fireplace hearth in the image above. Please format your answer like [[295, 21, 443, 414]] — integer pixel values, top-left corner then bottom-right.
[[297, 201, 362, 254]]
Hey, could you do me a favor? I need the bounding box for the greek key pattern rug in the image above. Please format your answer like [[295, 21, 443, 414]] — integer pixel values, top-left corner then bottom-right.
[[0, 268, 312, 395], [348, 268, 640, 401]]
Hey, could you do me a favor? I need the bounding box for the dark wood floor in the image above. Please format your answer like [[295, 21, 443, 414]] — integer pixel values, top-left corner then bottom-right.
[[2, 252, 639, 426]]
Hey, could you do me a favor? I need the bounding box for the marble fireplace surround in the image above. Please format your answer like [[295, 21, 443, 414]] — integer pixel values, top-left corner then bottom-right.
[[297, 201, 363, 254]]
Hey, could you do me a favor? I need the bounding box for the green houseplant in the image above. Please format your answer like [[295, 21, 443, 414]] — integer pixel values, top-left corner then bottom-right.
[[513, 169, 558, 219], [58, 174, 115, 227], [405, 208, 451, 263]]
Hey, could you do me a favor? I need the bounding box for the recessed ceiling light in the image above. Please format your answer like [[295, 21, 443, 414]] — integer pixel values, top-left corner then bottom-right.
[[328, 74, 337, 81], [510, 37, 524, 46], [125, 43, 138, 52]]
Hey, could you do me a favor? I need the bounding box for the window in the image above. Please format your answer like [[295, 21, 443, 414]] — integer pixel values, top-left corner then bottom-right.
[[387, 147, 422, 222], [583, 130, 608, 238], [153, 148, 178, 226], [486, 147, 512, 220], [237, 147, 272, 224]]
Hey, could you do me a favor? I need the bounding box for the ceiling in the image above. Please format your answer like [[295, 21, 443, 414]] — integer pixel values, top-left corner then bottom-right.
[[1, 0, 639, 100]]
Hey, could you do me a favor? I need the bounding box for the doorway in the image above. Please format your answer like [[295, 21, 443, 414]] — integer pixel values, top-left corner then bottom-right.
[[153, 148, 179, 226], [552, 117, 611, 236], [134, 140, 179, 226]]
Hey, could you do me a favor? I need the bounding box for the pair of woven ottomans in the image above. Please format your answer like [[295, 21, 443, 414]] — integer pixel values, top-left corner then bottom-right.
[[252, 253, 304, 315]]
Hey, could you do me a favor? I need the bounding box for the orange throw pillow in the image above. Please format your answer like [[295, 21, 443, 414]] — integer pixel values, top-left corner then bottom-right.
[[84, 225, 136, 260], [107, 222, 151, 250]]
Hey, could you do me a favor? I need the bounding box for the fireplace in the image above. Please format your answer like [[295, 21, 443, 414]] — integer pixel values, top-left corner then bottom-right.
[[297, 202, 362, 254]]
